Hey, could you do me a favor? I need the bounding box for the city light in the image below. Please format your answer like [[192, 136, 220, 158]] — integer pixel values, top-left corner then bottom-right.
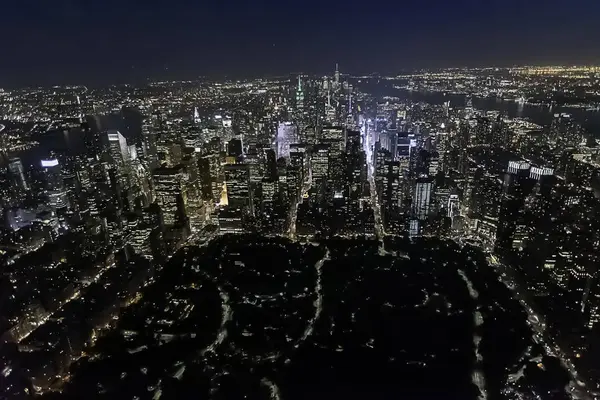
[[1, 61, 599, 400], [40, 159, 59, 167]]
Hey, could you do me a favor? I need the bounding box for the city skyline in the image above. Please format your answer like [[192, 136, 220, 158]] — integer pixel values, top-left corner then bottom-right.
[[2, 30, 600, 398]]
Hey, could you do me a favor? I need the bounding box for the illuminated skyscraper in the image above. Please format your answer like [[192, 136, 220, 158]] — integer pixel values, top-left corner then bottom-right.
[[376, 149, 404, 233], [321, 126, 345, 152], [311, 144, 330, 184], [413, 175, 433, 221], [141, 118, 158, 169], [41, 159, 69, 211], [152, 166, 188, 227], [277, 122, 298, 159], [550, 113, 581, 147], [225, 164, 250, 211], [447, 194, 460, 219], [295, 75, 304, 112], [107, 130, 130, 173], [287, 145, 306, 202], [193, 107, 200, 124], [8, 157, 28, 192], [496, 161, 533, 252]]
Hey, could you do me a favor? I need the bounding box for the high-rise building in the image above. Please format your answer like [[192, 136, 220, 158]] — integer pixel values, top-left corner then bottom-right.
[[287, 145, 306, 202], [8, 158, 28, 191], [141, 118, 158, 169], [227, 139, 243, 158], [311, 144, 330, 187], [41, 159, 69, 211], [107, 130, 130, 173], [321, 126, 345, 152], [490, 115, 510, 148], [225, 164, 250, 211], [496, 161, 533, 252], [447, 194, 460, 219], [152, 166, 188, 227], [277, 122, 298, 159], [126, 213, 154, 259], [396, 132, 412, 173], [376, 149, 404, 232], [346, 130, 366, 209], [413, 175, 433, 221], [295, 75, 304, 112], [549, 113, 581, 147]]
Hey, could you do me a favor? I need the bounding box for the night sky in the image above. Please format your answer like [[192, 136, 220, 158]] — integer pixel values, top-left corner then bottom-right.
[[3, 0, 600, 86]]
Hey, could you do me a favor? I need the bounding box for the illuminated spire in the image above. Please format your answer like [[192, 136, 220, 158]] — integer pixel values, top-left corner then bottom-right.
[[296, 75, 304, 110], [348, 91, 352, 114]]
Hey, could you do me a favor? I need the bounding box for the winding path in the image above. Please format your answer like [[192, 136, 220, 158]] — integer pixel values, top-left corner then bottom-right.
[[295, 248, 330, 348], [196, 266, 233, 357], [261, 377, 282, 400], [458, 269, 488, 400]]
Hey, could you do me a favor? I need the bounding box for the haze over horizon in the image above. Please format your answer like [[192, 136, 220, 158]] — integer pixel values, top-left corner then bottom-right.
[[2, 0, 600, 86]]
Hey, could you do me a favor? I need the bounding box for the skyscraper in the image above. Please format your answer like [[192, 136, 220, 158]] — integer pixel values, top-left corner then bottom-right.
[[152, 166, 188, 227], [107, 130, 130, 173], [141, 118, 158, 169], [413, 175, 433, 221], [295, 75, 304, 112], [311, 144, 330, 184], [287, 145, 306, 203], [496, 161, 533, 252], [376, 149, 404, 233], [41, 159, 69, 211], [321, 126, 345, 152], [549, 113, 581, 147], [277, 122, 298, 160], [8, 158, 28, 192], [225, 164, 250, 211]]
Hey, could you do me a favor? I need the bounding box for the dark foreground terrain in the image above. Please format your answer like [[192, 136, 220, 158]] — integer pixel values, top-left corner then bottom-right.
[[43, 235, 570, 400]]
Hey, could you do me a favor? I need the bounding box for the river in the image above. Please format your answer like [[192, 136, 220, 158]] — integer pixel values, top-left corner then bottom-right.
[[357, 80, 600, 136]]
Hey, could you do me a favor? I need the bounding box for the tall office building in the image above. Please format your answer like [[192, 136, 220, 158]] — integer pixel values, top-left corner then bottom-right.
[[311, 143, 330, 197], [8, 158, 28, 191], [413, 175, 433, 221], [396, 132, 412, 173], [455, 120, 471, 174], [447, 194, 460, 219], [227, 138, 243, 158], [107, 130, 130, 173], [225, 164, 250, 211], [41, 159, 69, 211], [126, 213, 154, 259], [377, 131, 396, 156], [277, 122, 298, 160], [346, 130, 366, 209], [295, 76, 304, 112], [141, 118, 158, 169], [152, 166, 188, 227], [321, 126, 345, 152], [550, 113, 581, 147], [376, 149, 404, 233], [490, 115, 510, 148], [287, 145, 306, 203], [496, 161, 533, 251]]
